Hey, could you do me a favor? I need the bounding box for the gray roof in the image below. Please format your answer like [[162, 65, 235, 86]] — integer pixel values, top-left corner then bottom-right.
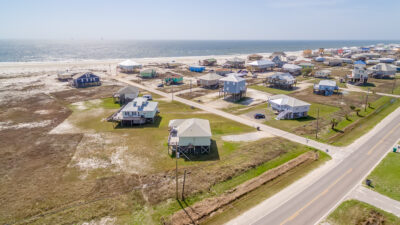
[[269, 72, 295, 82], [282, 64, 301, 70], [116, 86, 139, 95], [318, 80, 337, 87], [198, 73, 223, 81], [120, 97, 158, 113], [220, 74, 245, 82], [168, 118, 211, 137], [269, 94, 310, 107], [368, 63, 397, 72]]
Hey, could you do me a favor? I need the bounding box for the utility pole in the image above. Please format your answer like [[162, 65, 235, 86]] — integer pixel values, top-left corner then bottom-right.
[[392, 77, 397, 94], [316, 108, 319, 139], [175, 151, 179, 200], [182, 170, 187, 201], [172, 86, 174, 101], [365, 88, 369, 112], [189, 80, 192, 97]]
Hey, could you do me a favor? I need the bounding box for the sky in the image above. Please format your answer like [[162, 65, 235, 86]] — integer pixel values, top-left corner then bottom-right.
[[0, 0, 399, 40]]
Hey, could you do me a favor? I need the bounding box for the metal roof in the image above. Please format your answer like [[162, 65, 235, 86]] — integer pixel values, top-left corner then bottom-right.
[[169, 118, 211, 137], [198, 73, 223, 81], [269, 95, 310, 107], [220, 74, 245, 82]]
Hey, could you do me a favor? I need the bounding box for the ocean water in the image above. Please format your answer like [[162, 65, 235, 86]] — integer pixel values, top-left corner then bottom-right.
[[0, 40, 397, 62]]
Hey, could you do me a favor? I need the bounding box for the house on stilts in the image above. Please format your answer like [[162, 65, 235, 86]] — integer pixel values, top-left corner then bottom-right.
[[113, 86, 140, 105], [168, 118, 212, 155], [219, 73, 247, 101], [107, 97, 159, 126]]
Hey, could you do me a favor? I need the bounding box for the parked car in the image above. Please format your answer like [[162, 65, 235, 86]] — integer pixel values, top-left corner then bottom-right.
[[254, 113, 265, 119], [157, 83, 164, 87], [143, 94, 152, 100]]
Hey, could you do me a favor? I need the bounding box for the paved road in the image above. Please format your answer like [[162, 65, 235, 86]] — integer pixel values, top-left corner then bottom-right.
[[349, 186, 400, 217], [239, 114, 400, 225], [341, 87, 400, 98], [111, 76, 341, 156]]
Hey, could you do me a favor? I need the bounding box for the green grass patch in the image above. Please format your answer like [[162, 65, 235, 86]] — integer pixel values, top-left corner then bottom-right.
[[367, 152, 400, 201], [324, 96, 400, 146], [249, 85, 294, 95], [326, 199, 400, 225]]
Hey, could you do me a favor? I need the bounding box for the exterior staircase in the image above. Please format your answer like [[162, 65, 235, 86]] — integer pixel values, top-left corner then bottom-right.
[[276, 110, 290, 120]]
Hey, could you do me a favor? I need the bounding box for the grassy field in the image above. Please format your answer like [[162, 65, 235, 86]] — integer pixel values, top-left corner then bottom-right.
[[248, 84, 294, 95], [326, 200, 400, 225], [367, 152, 400, 201], [323, 96, 400, 146], [28, 96, 332, 225]]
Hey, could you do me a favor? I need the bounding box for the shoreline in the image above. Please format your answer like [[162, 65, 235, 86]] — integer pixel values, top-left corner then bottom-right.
[[0, 50, 304, 75]]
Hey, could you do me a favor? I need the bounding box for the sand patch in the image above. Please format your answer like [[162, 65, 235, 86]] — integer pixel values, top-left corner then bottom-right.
[[34, 109, 51, 115], [222, 131, 274, 142], [49, 119, 81, 134], [0, 120, 52, 131], [81, 216, 116, 225]]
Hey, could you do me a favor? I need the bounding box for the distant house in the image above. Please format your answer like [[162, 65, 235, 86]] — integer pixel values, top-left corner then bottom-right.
[[215, 68, 232, 76], [298, 62, 315, 69], [268, 95, 310, 120], [348, 60, 368, 83], [71, 72, 101, 88], [271, 51, 286, 58], [247, 60, 275, 72], [220, 73, 247, 101], [340, 58, 353, 64], [286, 55, 297, 61], [189, 65, 206, 73], [366, 59, 380, 65], [113, 86, 140, 104], [164, 73, 183, 85], [168, 118, 211, 155], [201, 58, 217, 66], [379, 58, 396, 63], [324, 58, 342, 66], [140, 69, 157, 78], [267, 72, 296, 89], [224, 57, 246, 69], [368, 63, 397, 78], [303, 49, 312, 58], [314, 69, 332, 78], [57, 71, 77, 81], [248, 54, 263, 61], [314, 57, 325, 62], [282, 63, 302, 75], [271, 56, 285, 68], [313, 80, 339, 96], [197, 73, 223, 89], [118, 60, 142, 73]]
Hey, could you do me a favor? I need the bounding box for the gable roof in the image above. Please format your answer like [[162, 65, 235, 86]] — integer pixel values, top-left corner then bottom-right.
[[198, 73, 223, 81], [220, 74, 245, 82], [116, 86, 139, 95], [283, 64, 302, 70], [72, 72, 99, 80], [248, 60, 275, 66], [319, 80, 337, 87], [269, 94, 310, 107], [169, 118, 211, 137], [369, 63, 397, 72]]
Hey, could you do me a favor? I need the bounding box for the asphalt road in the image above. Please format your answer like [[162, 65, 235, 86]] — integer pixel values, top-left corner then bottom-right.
[[251, 113, 400, 225]]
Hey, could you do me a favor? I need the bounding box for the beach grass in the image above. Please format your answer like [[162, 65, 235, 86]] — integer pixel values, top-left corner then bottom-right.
[[326, 200, 400, 225]]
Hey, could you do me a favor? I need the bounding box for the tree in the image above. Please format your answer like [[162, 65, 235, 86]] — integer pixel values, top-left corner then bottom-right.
[[331, 118, 339, 129], [302, 68, 312, 77], [355, 108, 361, 116], [345, 113, 350, 121], [350, 105, 356, 111]]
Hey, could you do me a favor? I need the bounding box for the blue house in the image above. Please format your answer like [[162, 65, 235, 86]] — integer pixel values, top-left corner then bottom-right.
[[314, 80, 339, 96], [271, 56, 285, 68], [189, 65, 206, 73], [220, 73, 247, 101], [71, 72, 101, 88]]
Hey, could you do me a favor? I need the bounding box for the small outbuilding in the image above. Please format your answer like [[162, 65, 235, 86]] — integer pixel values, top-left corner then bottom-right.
[[197, 73, 223, 89], [313, 80, 339, 96], [164, 73, 183, 85], [324, 58, 342, 66], [71, 72, 101, 88], [189, 65, 206, 73], [298, 62, 315, 69], [215, 68, 232, 76], [168, 118, 211, 155], [113, 86, 140, 105], [268, 95, 310, 120]]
